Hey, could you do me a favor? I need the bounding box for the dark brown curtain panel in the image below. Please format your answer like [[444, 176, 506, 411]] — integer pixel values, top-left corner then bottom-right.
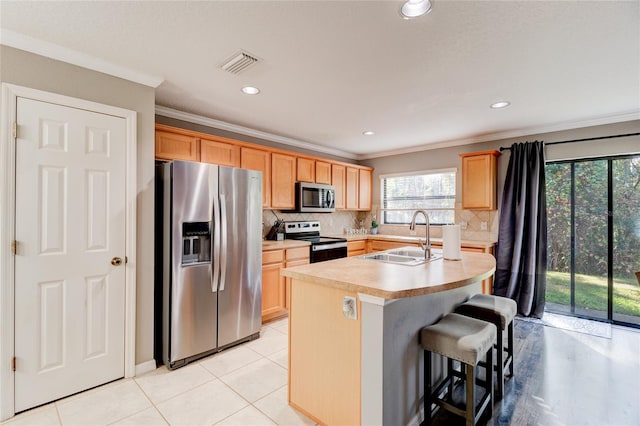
[[494, 141, 547, 317]]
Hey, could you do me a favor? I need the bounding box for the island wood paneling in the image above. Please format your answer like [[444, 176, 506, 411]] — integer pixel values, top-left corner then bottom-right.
[[289, 279, 361, 426]]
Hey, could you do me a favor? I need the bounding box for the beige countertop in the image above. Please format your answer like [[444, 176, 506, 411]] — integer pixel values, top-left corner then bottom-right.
[[281, 248, 496, 299], [335, 233, 497, 249], [262, 239, 311, 250]]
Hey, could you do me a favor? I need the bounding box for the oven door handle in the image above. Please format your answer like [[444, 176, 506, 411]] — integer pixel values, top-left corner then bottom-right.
[[312, 242, 348, 251]]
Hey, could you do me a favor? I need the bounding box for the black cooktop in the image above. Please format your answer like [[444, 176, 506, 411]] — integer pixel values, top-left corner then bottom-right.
[[292, 235, 347, 245]]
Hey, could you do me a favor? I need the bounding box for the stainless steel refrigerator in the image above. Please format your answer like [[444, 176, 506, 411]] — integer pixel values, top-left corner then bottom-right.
[[156, 160, 262, 369]]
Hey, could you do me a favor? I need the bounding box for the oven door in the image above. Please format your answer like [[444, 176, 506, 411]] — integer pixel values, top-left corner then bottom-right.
[[310, 242, 348, 263]]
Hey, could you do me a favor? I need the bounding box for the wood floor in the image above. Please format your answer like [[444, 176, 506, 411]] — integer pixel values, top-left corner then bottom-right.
[[430, 318, 640, 426]]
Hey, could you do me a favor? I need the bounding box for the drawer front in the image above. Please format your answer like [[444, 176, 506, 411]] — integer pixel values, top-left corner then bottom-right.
[[348, 249, 366, 257], [461, 246, 485, 253], [286, 246, 310, 261], [369, 240, 420, 252], [263, 249, 285, 264], [347, 240, 366, 251]]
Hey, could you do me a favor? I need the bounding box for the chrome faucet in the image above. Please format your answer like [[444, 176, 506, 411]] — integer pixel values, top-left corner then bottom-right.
[[409, 210, 431, 260]]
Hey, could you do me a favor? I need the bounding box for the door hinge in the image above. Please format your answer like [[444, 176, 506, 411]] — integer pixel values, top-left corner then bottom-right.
[[12, 357, 16, 372], [13, 122, 17, 139], [11, 240, 17, 255], [125, 256, 128, 264]]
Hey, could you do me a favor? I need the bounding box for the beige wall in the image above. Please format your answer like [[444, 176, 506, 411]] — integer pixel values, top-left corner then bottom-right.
[[1, 46, 156, 365], [360, 120, 640, 236]]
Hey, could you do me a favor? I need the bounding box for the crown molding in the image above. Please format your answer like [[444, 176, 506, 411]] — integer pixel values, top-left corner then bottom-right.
[[358, 110, 640, 159], [0, 29, 164, 88], [155, 106, 359, 160]]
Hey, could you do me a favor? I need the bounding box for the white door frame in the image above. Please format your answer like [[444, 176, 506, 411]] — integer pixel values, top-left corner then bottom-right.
[[0, 83, 137, 421]]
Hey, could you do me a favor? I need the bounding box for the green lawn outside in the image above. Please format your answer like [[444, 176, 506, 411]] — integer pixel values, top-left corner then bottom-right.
[[546, 271, 640, 317]]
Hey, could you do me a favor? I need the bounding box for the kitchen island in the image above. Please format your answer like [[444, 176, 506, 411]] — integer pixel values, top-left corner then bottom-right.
[[281, 249, 496, 425]]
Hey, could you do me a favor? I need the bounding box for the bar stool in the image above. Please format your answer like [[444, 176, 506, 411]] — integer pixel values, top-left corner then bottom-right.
[[455, 294, 517, 399], [420, 313, 496, 426]]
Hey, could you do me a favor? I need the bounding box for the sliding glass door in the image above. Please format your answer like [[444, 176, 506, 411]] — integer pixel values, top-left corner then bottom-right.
[[546, 155, 640, 327]]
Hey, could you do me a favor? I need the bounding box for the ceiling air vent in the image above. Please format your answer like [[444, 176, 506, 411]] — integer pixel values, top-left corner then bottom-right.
[[220, 50, 259, 75]]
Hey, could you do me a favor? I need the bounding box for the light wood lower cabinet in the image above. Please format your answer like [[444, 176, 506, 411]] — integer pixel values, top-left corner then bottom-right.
[[347, 240, 366, 257], [367, 239, 422, 253], [262, 250, 286, 323], [262, 246, 310, 323]]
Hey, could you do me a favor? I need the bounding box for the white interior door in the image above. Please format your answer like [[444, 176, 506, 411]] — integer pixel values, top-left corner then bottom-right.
[[14, 97, 127, 412]]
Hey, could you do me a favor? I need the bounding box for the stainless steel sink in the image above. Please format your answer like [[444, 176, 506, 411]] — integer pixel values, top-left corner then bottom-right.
[[361, 247, 442, 266], [388, 248, 429, 258]]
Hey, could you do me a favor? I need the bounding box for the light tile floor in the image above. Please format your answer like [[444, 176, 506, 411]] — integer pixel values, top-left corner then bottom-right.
[[1, 318, 316, 426]]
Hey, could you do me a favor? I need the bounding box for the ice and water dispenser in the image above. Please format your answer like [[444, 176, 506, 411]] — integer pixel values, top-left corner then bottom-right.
[[182, 222, 211, 265]]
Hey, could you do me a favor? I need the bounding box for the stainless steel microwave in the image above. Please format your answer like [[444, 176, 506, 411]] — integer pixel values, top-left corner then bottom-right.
[[295, 182, 336, 213]]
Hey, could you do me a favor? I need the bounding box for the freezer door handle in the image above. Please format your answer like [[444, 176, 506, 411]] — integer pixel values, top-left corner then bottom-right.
[[219, 194, 228, 292], [211, 177, 221, 293]]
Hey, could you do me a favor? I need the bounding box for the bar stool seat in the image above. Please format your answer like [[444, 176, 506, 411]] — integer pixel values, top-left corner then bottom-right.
[[421, 313, 496, 426], [455, 294, 517, 399]]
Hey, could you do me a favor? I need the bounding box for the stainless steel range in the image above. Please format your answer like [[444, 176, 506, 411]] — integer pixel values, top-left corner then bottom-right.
[[283, 221, 348, 263]]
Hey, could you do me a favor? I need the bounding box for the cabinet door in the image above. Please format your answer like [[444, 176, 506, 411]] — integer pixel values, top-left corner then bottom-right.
[[201, 138, 240, 167], [346, 167, 359, 210], [368, 240, 421, 252], [241, 147, 271, 207], [297, 158, 315, 183], [332, 164, 346, 209], [461, 151, 499, 210], [284, 257, 310, 309], [155, 130, 199, 161], [358, 169, 372, 211], [347, 240, 366, 257], [271, 153, 296, 209], [262, 262, 286, 322], [316, 161, 332, 184]]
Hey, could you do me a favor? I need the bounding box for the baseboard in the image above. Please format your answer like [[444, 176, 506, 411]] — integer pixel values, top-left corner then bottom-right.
[[135, 359, 157, 376]]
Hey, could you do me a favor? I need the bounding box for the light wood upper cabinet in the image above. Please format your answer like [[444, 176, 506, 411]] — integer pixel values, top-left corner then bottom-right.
[[271, 153, 296, 209], [460, 150, 500, 210], [297, 157, 315, 183], [201, 138, 240, 167], [332, 164, 346, 209], [358, 168, 372, 210], [316, 161, 332, 184], [155, 130, 200, 161], [241, 147, 271, 207], [155, 125, 375, 211], [346, 167, 359, 210]]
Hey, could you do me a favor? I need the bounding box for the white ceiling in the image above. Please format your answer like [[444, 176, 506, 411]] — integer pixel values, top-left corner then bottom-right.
[[1, 1, 639, 159]]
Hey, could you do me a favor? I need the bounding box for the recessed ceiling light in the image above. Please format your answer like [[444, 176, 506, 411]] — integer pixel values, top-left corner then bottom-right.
[[400, 0, 432, 19], [241, 86, 260, 95], [363, 131, 376, 136], [490, 101, 511, 109]]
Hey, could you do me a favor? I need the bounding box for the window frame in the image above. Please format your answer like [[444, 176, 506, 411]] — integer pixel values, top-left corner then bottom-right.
[[379, 167, 457, 226]]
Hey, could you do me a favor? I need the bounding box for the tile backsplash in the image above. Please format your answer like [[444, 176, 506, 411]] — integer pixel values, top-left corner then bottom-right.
[[262, 210, 360, 237], [357, 204, 499, 242], [263, 206, 498, 242]]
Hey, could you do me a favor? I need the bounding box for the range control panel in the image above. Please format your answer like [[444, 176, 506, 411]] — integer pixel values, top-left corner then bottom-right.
[[283, 220, 320, 235]]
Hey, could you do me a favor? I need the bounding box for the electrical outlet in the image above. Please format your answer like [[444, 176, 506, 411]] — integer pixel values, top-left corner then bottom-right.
[[480, 221, 488, 231], [460, 221, 468, 230], [343, 296, 357, 320], [409, 230, 417, 236]]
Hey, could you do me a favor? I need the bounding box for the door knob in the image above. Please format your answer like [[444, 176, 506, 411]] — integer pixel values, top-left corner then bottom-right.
[[111, 257, 123, 266]]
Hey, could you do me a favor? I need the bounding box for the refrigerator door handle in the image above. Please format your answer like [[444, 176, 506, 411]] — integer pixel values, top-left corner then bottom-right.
[[212, 178, 221, 293], [219, 194, 228, 292]]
